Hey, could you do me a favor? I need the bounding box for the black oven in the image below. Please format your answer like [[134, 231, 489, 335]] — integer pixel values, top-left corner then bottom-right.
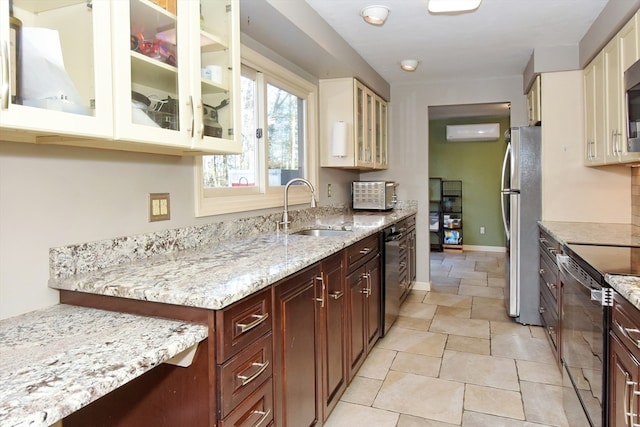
[[558, 249, 611, 427], [560, 243, 640, 427]]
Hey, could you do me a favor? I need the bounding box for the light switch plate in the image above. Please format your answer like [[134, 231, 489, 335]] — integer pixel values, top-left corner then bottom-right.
[[149, 193, 170, 222]]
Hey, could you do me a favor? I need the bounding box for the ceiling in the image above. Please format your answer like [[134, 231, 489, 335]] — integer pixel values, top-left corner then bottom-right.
[[304, 0, 609, 85]]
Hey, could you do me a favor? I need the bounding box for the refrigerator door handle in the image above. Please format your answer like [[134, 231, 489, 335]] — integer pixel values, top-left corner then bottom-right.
[[500, 142, 512, 239]]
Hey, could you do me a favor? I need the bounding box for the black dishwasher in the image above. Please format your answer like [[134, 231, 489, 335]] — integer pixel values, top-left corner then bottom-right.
[[381, 224, 403, 336]]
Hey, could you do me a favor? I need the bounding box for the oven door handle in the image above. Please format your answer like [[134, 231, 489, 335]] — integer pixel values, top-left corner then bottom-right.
[[556, 254, 587, 286], [557, 254, 612, 306]]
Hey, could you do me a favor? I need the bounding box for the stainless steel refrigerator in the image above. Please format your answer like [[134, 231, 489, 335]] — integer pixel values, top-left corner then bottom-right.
[[500, 126, 542, 325]]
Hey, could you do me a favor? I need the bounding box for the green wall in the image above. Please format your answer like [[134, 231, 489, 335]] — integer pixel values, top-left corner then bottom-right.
[[429, 116, 510, 248]]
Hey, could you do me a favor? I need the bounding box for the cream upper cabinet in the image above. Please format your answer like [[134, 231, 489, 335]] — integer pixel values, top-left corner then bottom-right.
[[320, 78, 388, 170], [584, 10, 640, 166], [584, 52, 606, 165], [604, 35, 623, 163], [0, 0, 114, 140], [616, 12, 640, 163], [0, 0, 240, 156], [527, 75, 541, 126], [111, 0, 241, 154]]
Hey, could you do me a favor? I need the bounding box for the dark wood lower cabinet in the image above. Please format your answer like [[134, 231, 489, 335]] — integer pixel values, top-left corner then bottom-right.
[[319, 253, 347, 421], [609, 291, 640, 427], [609, 333, 640, 427], [347, 253, 381, 381], [273, 265, 322, 427], [60, 231, 388, 427]]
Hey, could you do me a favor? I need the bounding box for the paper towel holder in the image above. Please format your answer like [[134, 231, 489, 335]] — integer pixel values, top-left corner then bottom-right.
[[332, 121, 349, 157]]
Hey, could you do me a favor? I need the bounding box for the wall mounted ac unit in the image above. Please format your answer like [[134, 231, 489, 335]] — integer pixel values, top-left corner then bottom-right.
[[446, 123, 500, 142]]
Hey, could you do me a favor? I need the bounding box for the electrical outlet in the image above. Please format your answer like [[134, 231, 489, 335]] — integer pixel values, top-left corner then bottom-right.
[[480, 226, 485, 235], [149, 193, 170, 222], [327, 183, 332, 198]]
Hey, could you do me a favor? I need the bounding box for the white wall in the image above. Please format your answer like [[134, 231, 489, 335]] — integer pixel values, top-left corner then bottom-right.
[[541, 71, 631, 222], [365, 75, 528, 284], [0, 141, 355, 320]]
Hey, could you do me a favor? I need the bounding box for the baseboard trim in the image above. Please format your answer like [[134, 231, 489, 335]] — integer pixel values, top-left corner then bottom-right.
[[412, 281, 430, 291], [462, 245, 506, 253]]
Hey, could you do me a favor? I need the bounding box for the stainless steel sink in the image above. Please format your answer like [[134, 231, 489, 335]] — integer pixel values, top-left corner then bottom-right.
[[292, 229, 351, 237]]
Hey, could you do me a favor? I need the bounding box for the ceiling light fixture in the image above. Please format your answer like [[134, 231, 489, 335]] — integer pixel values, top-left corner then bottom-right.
[[400, 59, 418, 72], [360, 5, 390, 26], [428, 0, 481, 14]]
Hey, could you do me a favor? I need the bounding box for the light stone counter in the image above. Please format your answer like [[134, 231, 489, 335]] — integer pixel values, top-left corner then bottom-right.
[[606, 275, 640, 309], [49, 208, 417, 310], [538, 221, 640, 246], [539, 221, 640, 311], [0, 304, 208, 427]]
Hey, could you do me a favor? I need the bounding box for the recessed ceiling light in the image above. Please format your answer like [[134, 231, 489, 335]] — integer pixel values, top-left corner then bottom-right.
[[428, 0, 481, 14], [360, 5, 390, 26], [400, 59, 418, 72]]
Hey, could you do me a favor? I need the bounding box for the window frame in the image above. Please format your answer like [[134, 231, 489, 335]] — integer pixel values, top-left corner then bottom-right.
[[195, 46, 318, 217]]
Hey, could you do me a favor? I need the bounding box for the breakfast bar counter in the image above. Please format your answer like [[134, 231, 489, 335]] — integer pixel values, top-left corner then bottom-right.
[[0, 304, 208, 427]]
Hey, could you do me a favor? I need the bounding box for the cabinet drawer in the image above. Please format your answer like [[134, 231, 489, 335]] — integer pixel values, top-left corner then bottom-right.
[[346, 234, 379, 271], [540, 280, 559, 355], [220, 378, 273, 427], [216, 288, 272, 363], [539, 229, 561, 260], [219, 333, 273, 419], [539, 252, 559, 303], [611, 292, 640, 358]]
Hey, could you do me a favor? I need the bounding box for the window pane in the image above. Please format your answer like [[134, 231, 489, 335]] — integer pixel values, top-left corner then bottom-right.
[[267, 83, 305, 186], [202, 73, 257, 188]]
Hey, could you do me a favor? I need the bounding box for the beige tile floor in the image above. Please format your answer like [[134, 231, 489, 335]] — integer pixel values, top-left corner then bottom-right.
[[325, 250, 570, 427]]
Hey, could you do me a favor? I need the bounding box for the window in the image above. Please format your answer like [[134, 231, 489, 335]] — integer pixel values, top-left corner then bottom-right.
[[195, 46, 318, 216]]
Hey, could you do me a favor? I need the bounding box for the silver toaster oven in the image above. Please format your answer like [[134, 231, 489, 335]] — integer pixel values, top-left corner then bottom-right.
[[352, 181, 397, 211]]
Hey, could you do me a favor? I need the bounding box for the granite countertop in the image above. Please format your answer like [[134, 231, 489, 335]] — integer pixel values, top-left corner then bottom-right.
[[539, 220, 640, 310], [0, 304, 208, 427], [538, 221, 640, 246], [49, 208, 417, 311]]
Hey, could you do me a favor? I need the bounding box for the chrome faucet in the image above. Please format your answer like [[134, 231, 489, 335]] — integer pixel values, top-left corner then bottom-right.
[[281, 178, 317, 233]]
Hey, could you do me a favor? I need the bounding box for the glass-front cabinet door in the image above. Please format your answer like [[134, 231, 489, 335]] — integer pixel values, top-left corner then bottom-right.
[[192, 0, 240, 153], [111, 0, 240, 153], [355, 80, 373, 168], [112, 0, 190, 148], [0, 0, 113, 138], [374, 96, 388, 169]]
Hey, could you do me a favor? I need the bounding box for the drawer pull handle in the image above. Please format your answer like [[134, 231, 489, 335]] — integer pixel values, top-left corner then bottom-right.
[[236, 313, 269, 334], [252, 409, 271, 427], [360, 247, 371, 255], [615, 319, 640, 349], [329, 291, 344, 300], [237, 361, 270, 386], [315, 276, 325, 308]]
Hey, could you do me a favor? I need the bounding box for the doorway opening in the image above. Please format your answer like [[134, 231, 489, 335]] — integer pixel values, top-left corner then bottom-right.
[[427, 102, 510, 280]]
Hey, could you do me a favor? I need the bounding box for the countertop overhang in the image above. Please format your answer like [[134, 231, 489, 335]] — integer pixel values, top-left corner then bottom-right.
[[0, 304, 208, 427]]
